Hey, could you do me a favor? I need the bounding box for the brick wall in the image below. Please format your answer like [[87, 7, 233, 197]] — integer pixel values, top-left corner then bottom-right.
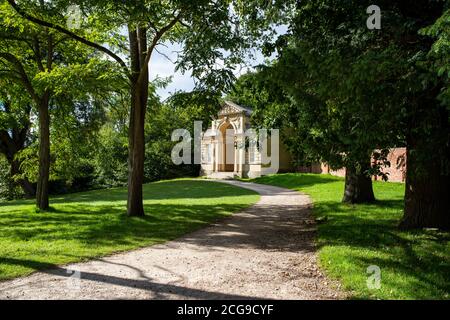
[[373, 147, 407, 182], [297, 148, 407, 183]]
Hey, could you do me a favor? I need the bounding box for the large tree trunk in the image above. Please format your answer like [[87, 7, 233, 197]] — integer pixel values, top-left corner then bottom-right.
[[400, 148, 450, 230], [36, 93, 50, 210], [399, 103, 450, 230], [126, 27, 148, 217], [342, 159, 375, 204]]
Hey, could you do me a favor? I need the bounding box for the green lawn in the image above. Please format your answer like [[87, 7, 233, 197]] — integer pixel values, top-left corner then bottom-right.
[[249, 173, 450, 300], [0, 179, 259, 281]]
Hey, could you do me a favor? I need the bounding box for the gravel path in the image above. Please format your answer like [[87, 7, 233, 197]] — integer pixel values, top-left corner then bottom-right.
[[0, 180, 344, 300]]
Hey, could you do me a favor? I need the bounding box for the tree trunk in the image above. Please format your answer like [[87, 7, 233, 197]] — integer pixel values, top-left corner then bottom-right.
[[127, 81, 146, 216], [342, 159, 375, 204], [399, 104, 450, 230], [36, 93, 50, 210], [19, 177, 35, 198], [126, 27, 148, 217], [11, 158, 35, 198], [400, 149, 450, 230]]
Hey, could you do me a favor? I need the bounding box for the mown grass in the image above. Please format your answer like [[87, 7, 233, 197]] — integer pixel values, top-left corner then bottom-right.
[[249, 173, 449, 300], [0, 179, 259, 281]]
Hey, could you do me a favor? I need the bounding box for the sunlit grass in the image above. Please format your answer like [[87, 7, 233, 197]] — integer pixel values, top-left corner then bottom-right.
[[0, 179, 259, 281], [249, 173, 450, 300]]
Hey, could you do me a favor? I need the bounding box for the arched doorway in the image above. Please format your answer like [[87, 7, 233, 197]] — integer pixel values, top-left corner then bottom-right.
[[219, 122, 235, 172]]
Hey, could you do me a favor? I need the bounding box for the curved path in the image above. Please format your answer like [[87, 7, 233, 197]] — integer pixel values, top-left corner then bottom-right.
[[0, 180, 344, 300]]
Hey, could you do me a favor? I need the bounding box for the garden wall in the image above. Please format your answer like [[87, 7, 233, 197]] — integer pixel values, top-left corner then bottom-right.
[[297, 148, 407, 183]]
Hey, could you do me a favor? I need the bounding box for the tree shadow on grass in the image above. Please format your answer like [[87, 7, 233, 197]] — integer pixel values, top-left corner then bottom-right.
[[313, 198, 450, 299], [0, 180, 254, 208], [0, 204, 240, 282], [1, 199, 317, 252], [356, 250, 449, 299], [0, 202, 251, 246]]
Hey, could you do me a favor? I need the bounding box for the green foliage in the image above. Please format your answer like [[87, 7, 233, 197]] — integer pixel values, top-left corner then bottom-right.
[[227, 70, 310, 166], [144, 91, 222, 181], [228, 70, 288, 129], [90, 88, 222, 188], [250, 173, 450, 299], [420, 8, 450, 108], [1, 0, 291, 201], [50, 97, 106, 182], [0, 179, 259, 280], [0, 156, 22, 199], [12, 95, 111, 193], [244, 0, 449, 181], [8, 0, 284, 93], [1, 0, 122, 198], [93, 123, 128, 188]]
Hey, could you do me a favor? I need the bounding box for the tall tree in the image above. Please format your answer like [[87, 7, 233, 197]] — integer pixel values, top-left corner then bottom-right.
[[231, 59, 386, 203], [0, 3, 56, 208], [1, 0, 115, 208], [398, 2, 450, 229], [6, 0, 281, 216], [262, 0, 449, 226]]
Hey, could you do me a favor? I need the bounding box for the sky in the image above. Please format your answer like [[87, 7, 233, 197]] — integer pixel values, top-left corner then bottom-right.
[[149, 43, 270, 101], [149, 25, 287, 101]]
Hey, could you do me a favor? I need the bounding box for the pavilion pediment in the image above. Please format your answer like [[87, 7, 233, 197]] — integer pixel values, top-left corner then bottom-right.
[[218, 101, 252, 117], [219, 105, 241, 116]]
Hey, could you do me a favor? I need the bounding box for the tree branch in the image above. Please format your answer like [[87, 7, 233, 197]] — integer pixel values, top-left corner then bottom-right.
[[46, 33, 53, 71], [53, 35, 70, 47], [7, 0, 130, 78], [0, 52, 41, 103], [138, 13, 181, 83], [0, 33, 32, 43], [32, 36, 45, 72], [155, 47, 174, 63]]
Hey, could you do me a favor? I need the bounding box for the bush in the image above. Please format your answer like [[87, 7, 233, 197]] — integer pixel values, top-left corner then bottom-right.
[[0, 157, 23, 200]]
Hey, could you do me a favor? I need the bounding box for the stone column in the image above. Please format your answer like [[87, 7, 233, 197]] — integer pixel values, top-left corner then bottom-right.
[[239, 145, 244, 174], [234, 137, 238, 173], [214, 140, 219, 172]]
